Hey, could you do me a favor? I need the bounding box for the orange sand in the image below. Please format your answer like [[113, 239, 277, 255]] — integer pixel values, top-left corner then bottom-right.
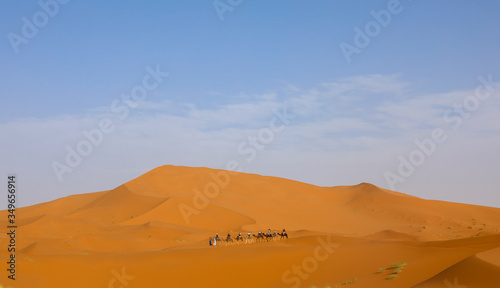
[[1, 165, 499, 287]]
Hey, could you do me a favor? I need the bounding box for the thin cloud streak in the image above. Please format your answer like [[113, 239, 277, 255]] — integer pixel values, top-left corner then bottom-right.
[[1, 75, 499, 207]]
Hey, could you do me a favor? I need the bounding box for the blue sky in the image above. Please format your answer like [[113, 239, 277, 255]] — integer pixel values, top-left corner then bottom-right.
[[1, 0, 500, 207]]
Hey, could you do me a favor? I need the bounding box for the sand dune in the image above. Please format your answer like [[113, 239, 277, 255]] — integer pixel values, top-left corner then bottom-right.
[[412, 246, 500, 287], [119, 196, 256, 231], [1, 165, 499, 287]]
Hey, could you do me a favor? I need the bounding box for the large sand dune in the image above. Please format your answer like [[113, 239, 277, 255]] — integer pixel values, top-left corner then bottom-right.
[[1, 165, 499, 287]]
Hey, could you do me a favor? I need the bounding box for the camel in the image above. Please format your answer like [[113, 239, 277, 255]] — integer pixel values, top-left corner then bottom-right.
[[244, 234, 254, 244], [252, 233, 265, 243], [223, 235, 234, 246], [214, 234, 222, 243], [235, 234, 244, 245], [263, 233, 273, 242], [278, 232, 288, 240], [272, 231, 279, 241]]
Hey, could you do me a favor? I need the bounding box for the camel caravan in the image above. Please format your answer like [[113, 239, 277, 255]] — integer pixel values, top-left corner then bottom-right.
[[209, 229, 288, 246]]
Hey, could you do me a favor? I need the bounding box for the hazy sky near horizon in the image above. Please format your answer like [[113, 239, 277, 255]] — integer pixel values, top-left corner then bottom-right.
[[1, 0, 500, 208]]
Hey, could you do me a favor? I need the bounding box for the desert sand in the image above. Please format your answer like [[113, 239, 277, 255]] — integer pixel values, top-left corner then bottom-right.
[[1, 165, 500, 287]]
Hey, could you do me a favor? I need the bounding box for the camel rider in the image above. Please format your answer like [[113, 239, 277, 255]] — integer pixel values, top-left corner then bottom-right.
[[273, 230, 278, 236], [258, 230, 262, 236], [267, 229, 272, 236]]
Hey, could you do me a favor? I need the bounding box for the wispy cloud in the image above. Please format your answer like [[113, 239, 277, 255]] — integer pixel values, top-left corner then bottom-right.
[[1, 74, 499, 207], [322, 74, 408, 96]]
